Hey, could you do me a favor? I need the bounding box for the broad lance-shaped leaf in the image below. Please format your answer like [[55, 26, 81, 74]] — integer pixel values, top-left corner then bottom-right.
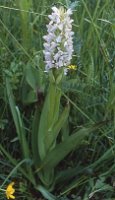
[[38, 82, 61, 160], [48, 103, 70, 149], [38, 127, 91, 171], [37, 91, 68, 188], [39, 122, 105, 171], [38, 167, 55, 189]]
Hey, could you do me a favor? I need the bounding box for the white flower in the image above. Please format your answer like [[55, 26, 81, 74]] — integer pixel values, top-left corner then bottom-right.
[[43, 6, 74, 73]]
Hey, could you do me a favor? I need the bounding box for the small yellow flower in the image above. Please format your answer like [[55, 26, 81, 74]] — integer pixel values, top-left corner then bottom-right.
[[67, 65, 77, 70], [6, 182, 15, 199]]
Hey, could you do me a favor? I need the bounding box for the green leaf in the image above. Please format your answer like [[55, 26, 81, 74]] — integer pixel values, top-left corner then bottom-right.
[[38, 83, 61, 160], [25, 65, 43, 90], [16, 0, 33, 50], [61, 119, 69, 141], [31, 107, 41, 166], [36, 185, 56, 200], [50, 103, 70, 147], [6, 78, 35, 183], [0, 144, 33, 184], [21, 79, 37, 104], [37, 86, 51, 160], [15, 106, 30, 158], [55, 165, 83, 184], [39, 127, 91, 170], [6, 78, 20, 135], [6, 78, 30, 159], [24, 90, 37, 104], [60, 175, 88, 195], [1, 158, 32, 188]]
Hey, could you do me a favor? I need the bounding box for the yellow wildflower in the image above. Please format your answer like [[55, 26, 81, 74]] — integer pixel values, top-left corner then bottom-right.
[[67, 65, 77, 70], [6, 182, 15, 199]]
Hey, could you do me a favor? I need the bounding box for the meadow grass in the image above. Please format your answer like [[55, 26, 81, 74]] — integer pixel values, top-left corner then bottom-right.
[[0, 0, 115, 199]]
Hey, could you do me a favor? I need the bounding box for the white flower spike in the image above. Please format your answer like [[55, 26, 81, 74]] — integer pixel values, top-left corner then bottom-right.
[[43, 6, 74, 73]]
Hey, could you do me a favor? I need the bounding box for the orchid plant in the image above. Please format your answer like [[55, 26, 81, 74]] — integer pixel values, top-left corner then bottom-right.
[[34, 6, 75, 189]]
